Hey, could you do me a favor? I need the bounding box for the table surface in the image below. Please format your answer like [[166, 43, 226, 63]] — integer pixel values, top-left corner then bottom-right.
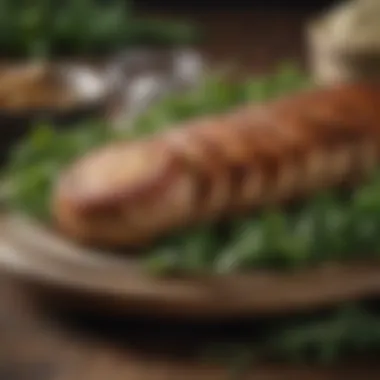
[[157, 9, 308, 74], [1, 10, 377, 380]]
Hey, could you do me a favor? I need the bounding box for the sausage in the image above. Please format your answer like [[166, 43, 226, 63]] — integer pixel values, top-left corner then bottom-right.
[[52, 83, 380, 247]]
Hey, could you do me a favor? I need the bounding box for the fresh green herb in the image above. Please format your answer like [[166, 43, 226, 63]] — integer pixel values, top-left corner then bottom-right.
[[144, 182, 380, 274], [202, 303, 380, 366], [4, 119, 118, 220], [0, 0, 198, 58]]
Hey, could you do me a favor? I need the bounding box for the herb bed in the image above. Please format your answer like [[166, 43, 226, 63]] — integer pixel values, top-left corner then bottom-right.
[[3, 63, 380, 363], [5, 64, 380, 275]]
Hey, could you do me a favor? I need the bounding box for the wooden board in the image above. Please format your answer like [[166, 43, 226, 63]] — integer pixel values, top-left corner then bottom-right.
[[0, 213, 379, 319]]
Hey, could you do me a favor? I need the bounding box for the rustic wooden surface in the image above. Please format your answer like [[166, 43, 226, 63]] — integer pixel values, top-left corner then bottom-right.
[[150, 9, 308, 74], [1, 10, 378, 380]]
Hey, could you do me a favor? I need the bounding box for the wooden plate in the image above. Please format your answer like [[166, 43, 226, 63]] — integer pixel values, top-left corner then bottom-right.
[[0, 213, 379, 319]]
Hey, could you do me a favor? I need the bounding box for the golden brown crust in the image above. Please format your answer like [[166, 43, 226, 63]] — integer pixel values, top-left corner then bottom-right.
[[52, 83, 380, 247]]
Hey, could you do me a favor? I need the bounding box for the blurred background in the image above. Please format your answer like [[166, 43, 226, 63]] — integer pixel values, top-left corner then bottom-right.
[[0, 0, 328, 154], [135, 0, 336, 9], [3, 1, 379, 380]]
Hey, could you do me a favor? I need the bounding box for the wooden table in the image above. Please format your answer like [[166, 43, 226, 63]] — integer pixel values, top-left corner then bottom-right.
[[1, 10, 376, 380], [147, 9, 309, 74]]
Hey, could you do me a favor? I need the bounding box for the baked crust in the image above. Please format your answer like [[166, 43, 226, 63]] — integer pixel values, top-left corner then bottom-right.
[[52, 83, 380, 247]]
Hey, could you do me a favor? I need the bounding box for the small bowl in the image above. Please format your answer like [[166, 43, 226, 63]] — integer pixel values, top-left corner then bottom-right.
[[307, 0, 380, 86], [0, 62, 109, 163]]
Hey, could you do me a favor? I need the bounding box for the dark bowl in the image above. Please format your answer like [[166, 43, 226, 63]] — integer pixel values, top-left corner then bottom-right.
[[0, 63, 109, 164], [0, 101, 107, 164]]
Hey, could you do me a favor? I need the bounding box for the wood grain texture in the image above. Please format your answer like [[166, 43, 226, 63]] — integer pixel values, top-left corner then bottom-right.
[[0, 277, 379, 380]]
